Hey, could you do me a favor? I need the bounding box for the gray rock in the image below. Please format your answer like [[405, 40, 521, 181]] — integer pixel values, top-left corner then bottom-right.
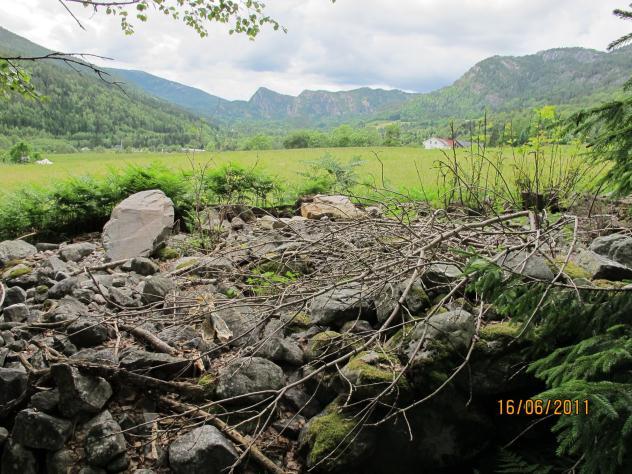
[[36, 242, 59, 251], [0, 367, 28, 406], [423, 263, 462, 287], [131, 257, 159, 276], [3, 286, 26, 307], [497, 250, 555, 281], [2, 303, 31, 323], [259, 320, 304, 365], [168, 425, 238, 474], [141, 275, 175, 304], [213, 306, 262, 348], [84, 411, 127, 468], [119, 349, 189, 379], [43, 296, 89, 323], [12, 408, 72, 450], [30, 389, 59, 413], [0, 240, 37, 266], [375, 278, 429, 323], [215, 357, 284, 401], [60, 242, 96, 262], [67, 317, 111, 348], [46, 449, 78, 474], [102, 190, 174, 261], [341, 319, 373, 334], [1, 441, 38, 474], [310, 284, 375, 327], [0, 427, 8, 446], [108, 287, 137, 307], [2, 263, 33, 282], [51, 364, 112, 417], [404, 309, 475, 361], [71, 347, 118, 365], [576, 250, 632, 281], [48, 277, 79, 299], [590, 234, 632, 268], [589, 234, 628, 256]]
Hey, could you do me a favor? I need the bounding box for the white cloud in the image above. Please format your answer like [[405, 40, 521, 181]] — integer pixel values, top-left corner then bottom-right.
[[0, 0, 629, 100]]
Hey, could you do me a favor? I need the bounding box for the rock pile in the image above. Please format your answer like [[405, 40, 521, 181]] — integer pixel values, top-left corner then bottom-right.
[[1, 192, 630, 473]]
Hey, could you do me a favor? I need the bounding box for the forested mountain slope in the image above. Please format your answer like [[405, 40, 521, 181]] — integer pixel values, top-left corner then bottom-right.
[[0, 27, 216, 150]]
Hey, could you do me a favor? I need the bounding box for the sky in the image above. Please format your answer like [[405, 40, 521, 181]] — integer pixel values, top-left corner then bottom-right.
[[0, 0, 630, 100]]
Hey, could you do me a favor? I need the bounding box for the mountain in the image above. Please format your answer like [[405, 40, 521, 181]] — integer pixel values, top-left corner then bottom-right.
[[394, 47, 632, 123], [113, 45, 632, 128], [110, 70, 415, 125], [0, 27, 216, 150]]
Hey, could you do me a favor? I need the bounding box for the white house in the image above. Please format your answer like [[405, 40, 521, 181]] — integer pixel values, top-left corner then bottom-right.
[[423, 137, 468, 149]]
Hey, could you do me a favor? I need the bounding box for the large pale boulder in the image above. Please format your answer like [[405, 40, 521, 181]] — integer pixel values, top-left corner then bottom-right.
[[102, 190, 174, 261], [301, 195, 365, 220]]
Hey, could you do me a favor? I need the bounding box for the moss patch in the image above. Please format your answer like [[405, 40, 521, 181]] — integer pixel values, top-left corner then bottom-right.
[[281, 311, 312, 333], [306, 406, 356, 466], [554, 258, 591, 280], [198, 373, 217, 397], [307, 331, 342, 359], [343, 351, 409, 392], [480, 321, 522, 341], [2, 264, 32, 280], [156, 246, 179, 260]]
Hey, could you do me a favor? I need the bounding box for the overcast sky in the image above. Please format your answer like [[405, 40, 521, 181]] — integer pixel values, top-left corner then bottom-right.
[[0, 0, 629, 100]]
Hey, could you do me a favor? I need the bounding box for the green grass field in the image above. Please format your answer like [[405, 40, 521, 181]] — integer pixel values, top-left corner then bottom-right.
[[0, 145, 592, 200], [0, 147, 443, 191]]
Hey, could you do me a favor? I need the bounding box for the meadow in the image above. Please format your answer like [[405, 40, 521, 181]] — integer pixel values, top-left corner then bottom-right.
[[0, 147, 443, 193], [0, 144, 593, 200]]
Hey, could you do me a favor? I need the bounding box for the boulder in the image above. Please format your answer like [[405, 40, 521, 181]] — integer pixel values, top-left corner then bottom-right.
[[422, 263, 462, 288], [0, 240, 37, 267], [119, 349, 189, 379], [310, 284, 375, 327], [375, 278, 429, 323], [12, 409, 72, 450], [215, 357, 284, 401], [46, 449, 78, 474], [301, 195, 365, 220], [30, 389, 60, 413], [168, 425, 238, 474], [102, 190, 174, 261], [67, 318, 111, 348], [1, 441, 38, 474], [84, 411, 127, 469], [141, 275, 175, 304], [0, 368, 28, 406], [402, 309, 475, 388], [51, 364, 112, 417], [213, 306, 262, 348], [496, 250, 555, 281], [2, 286, 26, 307], [48, 277, 79, 299], [258, 320, 304, 365], [2, 303, 31, 323], [576, 250, 632, 281], [589, 234, 632, 268], [299, 402, 376, 473], [0, 427, 8, 446], [130, 257, 159, 276], [59, 243, 96, 263]]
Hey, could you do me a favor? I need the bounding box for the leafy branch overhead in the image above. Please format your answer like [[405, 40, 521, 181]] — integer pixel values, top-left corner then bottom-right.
[[63, 0, 286, 38]]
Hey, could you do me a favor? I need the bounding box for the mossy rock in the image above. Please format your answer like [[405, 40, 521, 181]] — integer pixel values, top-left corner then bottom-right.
[[281, 311, 312, 333], [306, 331, 343, 360], [592, 279, 628, 289], [156, 246, 180, 260], [479, 321, 521, 342], [2, 264, 32, 280], [36, 285, 48, 294], [198, 373, 217, 397], [174, 257, 198, 270], [553, 258, 591, 280], [299, 400, 376, 472], [341, 350, 410, 399]]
